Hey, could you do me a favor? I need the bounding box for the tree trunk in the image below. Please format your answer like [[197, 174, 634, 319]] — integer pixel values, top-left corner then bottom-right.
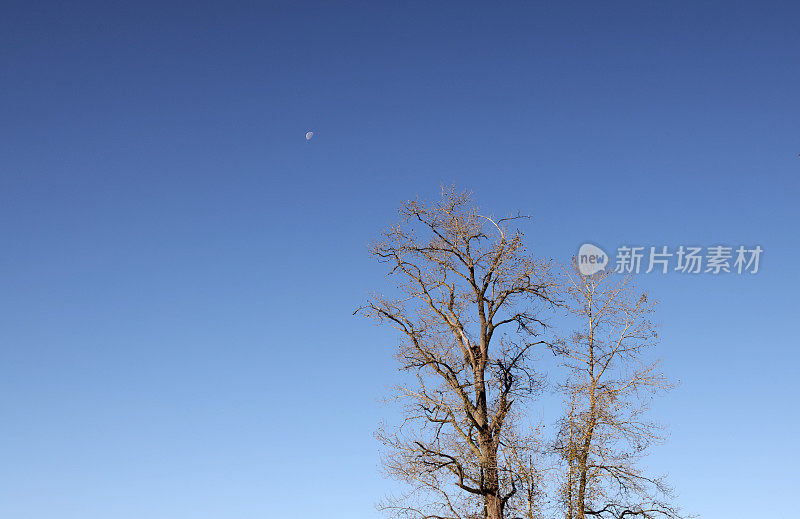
[[485, 492, 502, 519], [483, 446, 502, 519]]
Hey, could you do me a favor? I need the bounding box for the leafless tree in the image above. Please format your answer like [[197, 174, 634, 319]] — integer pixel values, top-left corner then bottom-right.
[[552, 265, 681, 519], [358, 188, 557, 519]]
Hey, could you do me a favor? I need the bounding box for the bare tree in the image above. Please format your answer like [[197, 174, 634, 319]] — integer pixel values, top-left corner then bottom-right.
[[358, 188, 557, 519], [553, 266, 681, 519]]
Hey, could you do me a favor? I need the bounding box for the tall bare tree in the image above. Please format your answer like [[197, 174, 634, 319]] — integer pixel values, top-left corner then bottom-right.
[[358, 188, 557, 519], [553, 266, 681, 519]]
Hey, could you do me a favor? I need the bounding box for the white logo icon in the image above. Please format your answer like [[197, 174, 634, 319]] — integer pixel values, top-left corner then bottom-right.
[[577, 243, 609, 276]]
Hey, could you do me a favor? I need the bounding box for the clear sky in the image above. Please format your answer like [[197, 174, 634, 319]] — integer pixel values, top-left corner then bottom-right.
[[1, 1, 798, 518]]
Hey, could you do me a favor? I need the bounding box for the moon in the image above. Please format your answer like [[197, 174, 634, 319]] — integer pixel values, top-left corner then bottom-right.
[[305, 131, 314, 141]]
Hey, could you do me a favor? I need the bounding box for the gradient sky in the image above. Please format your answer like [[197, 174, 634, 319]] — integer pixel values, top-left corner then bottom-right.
[[1, 2, 798, 518]]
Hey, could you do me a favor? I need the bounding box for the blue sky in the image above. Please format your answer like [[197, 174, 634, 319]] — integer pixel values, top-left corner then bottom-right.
[[1, 1, 798, 518]]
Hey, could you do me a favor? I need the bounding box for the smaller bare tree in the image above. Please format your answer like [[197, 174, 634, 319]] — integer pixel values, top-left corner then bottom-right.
[[553, 265, 681, 519]]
